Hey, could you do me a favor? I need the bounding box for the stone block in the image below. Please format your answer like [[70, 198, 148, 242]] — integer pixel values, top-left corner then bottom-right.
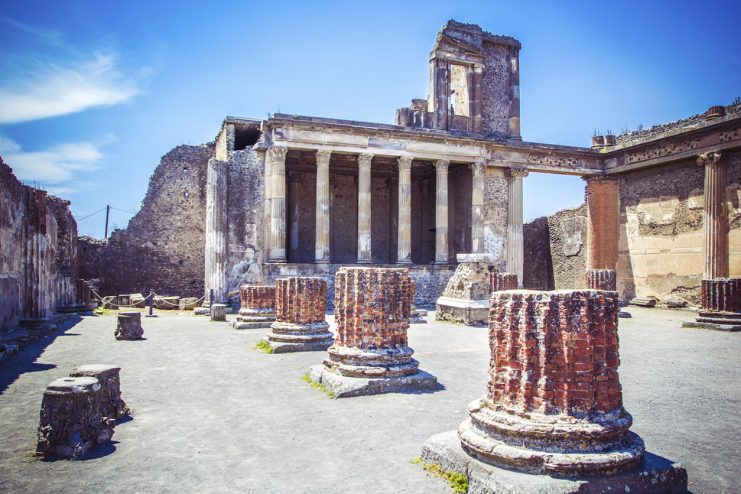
[[210, 303, 227, 322], [179, 297, 199, 310], [115, 312, 144, 340], [153, 296, 180, 310]]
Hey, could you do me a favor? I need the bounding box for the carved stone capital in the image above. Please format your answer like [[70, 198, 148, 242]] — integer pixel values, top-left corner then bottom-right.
[[697, 151, 722, 166], [506, 167, 529, 179], [358, 153, 374, 169], [470, 158, 486, 175], [435, 159, 450, 175], [267, 146, 288, 163], [398, 156, 413, 171], [316, 149, 331, 168]]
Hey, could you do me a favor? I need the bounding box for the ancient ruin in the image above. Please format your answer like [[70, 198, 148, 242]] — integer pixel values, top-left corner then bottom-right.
[[233, 284, 276, 329], [69, 364, 129, 421], [308, 267, 436, 397], [210, 303, 227, 322], [263, 277, 333, 353], [422, 289, 688, 492], [684, 278, 741, 331], [585, 269, 617, 291], [489, 272, 517, 292], [36, 376, 115, 459], [436, 254, 495, 325], [114, 312, 144, 340]]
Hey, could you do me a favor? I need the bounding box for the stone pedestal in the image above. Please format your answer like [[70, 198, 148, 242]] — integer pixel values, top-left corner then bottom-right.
[[36, 377, 114, 459], [309, 267, 436, 397], [70, 364, 129, 420], [210, 303, 227, 322], [422, 289, 687, 492], [264, 277, 333, 353], [436, 254, 494, 326], [683, 278, 741, 331], [233, 285, 276, 329], [115, 312, 144, 340], [489, 272, 517, 293]]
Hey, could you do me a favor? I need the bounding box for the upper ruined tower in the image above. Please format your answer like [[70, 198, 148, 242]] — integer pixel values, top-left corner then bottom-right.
[[395, 20, 521, 141]]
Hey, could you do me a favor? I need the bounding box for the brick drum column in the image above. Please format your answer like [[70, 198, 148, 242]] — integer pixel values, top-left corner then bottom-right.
[[695, 278, 741, 328], [489, 272, 517, 292], [458, 290, 644, 476], [234, 285, 276, 329], [584, 176, 619, 272], [264, 277, 333, 352], [586, 269, 617, 291]]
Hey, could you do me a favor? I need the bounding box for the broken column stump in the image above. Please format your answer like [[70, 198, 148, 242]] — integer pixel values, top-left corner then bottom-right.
[[210, 303, 227, 322], [309, 267, 437, 397], [36, 376, 115, 459], [114, 312, 144, 340], [490, 272, 517, 292], [422, 289, 688, 493], [683, 278, 741, 331], [70, 365, 129, 420], [263, 277, 333, 353], [233, 285, 276, 329]]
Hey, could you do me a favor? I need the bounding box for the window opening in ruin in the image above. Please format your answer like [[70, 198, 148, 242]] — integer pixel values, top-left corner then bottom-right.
[[234, 125, 261, 151], [449, 64, 470, 117]]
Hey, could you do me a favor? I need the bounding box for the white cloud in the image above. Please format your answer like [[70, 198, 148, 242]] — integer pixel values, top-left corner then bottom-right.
[[0, 51, 139, 124], [1, 136, 108, 190]]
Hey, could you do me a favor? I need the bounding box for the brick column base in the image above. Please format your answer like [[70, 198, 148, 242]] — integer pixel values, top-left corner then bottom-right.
[[235, 285, 276, 329], [490, 272, 517, 292]]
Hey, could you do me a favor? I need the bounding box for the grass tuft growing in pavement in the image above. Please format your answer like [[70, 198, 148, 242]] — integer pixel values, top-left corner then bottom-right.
[[302, 373, 336, 399], [254, 340, 274, 354], [411, 456, 469, 493]]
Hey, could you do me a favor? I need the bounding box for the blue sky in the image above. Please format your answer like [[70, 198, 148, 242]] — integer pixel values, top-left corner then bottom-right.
[[1, 0, 739, 237]]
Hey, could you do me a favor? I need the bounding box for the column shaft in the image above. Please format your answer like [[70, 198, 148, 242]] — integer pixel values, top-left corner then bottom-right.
[[315, 150, 331, 263], [357, 153, 373, 263], [471, 159, 486, 253], [267, 146, 288, 262], [506, 168, 528, 287], [435, 160, 450, 264], [397, 156, 413, 264], [205, 158, 229, 303], [584, 175, 619, 271], [699, 152, 729, 279], [507, 48, 522, 141]]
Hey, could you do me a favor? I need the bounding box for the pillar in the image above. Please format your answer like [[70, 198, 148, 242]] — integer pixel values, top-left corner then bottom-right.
[[397, 156, 413, 264], [315, 149, 331, 263], [357, 153, 373, 263], [472, 64, 484, 134], [204, 158, 229, 304], [435, 159, 450, 264], [506, 167, 528, 287], [470, 159, 486, 254], [584, 175, 619, 271], [267, 146, 288, 263], [507, 47, 522, 141], [433, 58, 449, 131], [698, 151, 728, 280]]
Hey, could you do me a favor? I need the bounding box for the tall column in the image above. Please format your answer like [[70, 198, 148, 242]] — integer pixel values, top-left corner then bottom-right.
[[506, 167, 528, 287], [397, 156, 413, 264], [267, 146, 288, 263], [584, 175, 619, 271], [470, 159, 486, 254], [507, 47, 522, 141], [435, 159, 450, 264], [472, 64, 484, 134], [698, 151, 728, 279], [315, 149, 331, 263], [357, 153, 373, 263], [205, 158, 229, 304]]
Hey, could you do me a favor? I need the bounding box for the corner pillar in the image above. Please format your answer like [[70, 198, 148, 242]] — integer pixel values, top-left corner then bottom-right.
[[506, 167, 528, 287]]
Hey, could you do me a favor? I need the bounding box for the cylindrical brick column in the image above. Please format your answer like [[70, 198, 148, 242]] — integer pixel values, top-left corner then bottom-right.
[[458, 290, 644, 476], [315, 149, 331, 263], [490, 272, 517, 292], [397, 156, 413, 264], [700, 278, 740, 314], [586, 269, 617, 291], [435, 159, 450, 264], [204, 158, 229, 304], [36, 376, 114, 459], [115, 312, 143, 340], [325, 267, 418, 377], [471, 159, 486, 254], [698, 152, 729, 280], [357, 153, 373, 263], [267, 146, 288, 263], [584, 176, 619, 271], [70, 364, 129, 421], [235, 285, 276, 329], [506, 168, 528, 287], [266, 277, 333, 352]]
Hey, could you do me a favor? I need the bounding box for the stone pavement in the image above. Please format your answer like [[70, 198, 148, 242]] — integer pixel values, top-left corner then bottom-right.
[[0, 307, 738, 493]]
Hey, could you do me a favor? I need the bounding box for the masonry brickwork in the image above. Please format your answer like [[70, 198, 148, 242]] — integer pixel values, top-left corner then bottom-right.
[[700, 278, 740, 313], [489, 272, 517, 292], [586, 269, 617, 291]]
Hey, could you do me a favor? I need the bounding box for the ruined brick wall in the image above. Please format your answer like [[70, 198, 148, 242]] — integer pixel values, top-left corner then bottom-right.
[[0, 157, 79, 330], [78, 144, 213, 297]]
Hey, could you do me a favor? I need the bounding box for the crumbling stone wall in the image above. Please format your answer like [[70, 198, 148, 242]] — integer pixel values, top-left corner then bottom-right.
[[522, 217, 553, 290], [0, 157, 79, 330], [78, 144, 213, 297], [482, 42, 515, 139]]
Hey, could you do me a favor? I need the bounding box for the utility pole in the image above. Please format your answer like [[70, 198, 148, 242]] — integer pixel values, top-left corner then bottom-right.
[[104, 205, 110, 239]]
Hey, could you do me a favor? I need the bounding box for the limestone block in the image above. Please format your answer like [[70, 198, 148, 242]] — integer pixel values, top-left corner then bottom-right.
[[153, 296, 180, 310], [179, 297, 199, 310]]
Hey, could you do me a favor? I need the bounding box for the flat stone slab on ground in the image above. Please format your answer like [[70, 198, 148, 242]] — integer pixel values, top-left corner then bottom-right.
[[308, 364, 437, 398], [232, 320, 273, 330], [262, 337, 332, 354], [682, 320, 741, 332], [421, 430, 688, 494]]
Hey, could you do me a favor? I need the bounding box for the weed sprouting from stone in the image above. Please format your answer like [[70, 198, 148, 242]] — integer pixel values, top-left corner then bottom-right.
[[411, 456, 469, 493], [255, 340, 273, 354], [302, 373, 336, 399]]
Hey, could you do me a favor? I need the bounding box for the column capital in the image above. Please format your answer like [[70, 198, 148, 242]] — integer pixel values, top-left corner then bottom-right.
[[435, 159, 450, 175], [316, 149, 331, 167], [398, 155, 414, 170], [470, 158, 486, 175], [506, 167, 529, 179], [697, 151, 722, 166], [267, 146, 288, 162], [358, 153, 373, 168]]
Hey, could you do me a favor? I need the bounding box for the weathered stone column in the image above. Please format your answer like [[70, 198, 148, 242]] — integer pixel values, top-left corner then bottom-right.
[[506, 167, 528, 287], [584, 175, 619, 272], [507, 47, 522, 141], [698, 151, 728, 280], [308, 267, 436, 397], [357, 153, 373, 263], [315, 149, 331, 264], [264, 277, 333, 353], [398, 156, 414, 264], [204, 158, 229, 304], [267, 146, 288, 263], [470, 159, 486, 254], [434, 159, 450, 264], [23, 189, 50, 322], [234, 284, 276, 329]]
